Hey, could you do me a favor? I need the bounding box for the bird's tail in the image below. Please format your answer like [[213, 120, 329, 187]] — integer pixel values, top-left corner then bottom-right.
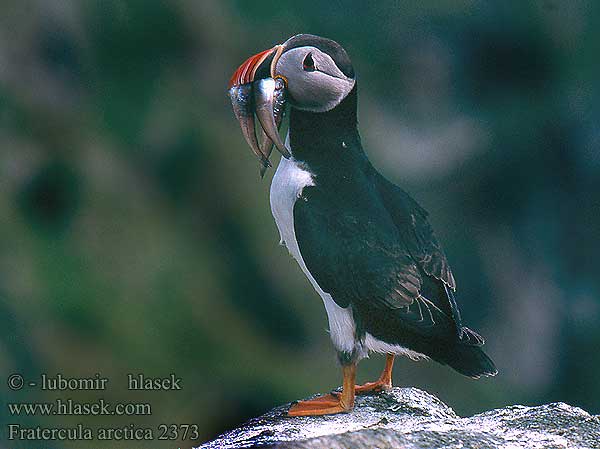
[[439, 343, 498, 379]]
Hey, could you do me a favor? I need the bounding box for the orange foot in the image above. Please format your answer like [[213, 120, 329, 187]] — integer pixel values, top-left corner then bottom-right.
[[287, 393, 352, 416], [355, 379, 392, 394], [355, 354, 395, 395]]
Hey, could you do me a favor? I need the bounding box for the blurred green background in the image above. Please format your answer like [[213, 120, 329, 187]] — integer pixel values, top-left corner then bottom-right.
[[1, 1, 599, 448]]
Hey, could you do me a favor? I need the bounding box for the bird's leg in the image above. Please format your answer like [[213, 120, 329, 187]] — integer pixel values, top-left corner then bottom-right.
[[355, 354, 394, 394], [287, 363, 356, 416]]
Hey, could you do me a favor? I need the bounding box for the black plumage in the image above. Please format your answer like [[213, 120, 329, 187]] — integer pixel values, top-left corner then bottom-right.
[[290, 86, 496, 378]]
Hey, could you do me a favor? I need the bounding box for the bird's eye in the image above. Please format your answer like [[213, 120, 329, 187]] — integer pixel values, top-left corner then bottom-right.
[[303, 53, 315, 71]]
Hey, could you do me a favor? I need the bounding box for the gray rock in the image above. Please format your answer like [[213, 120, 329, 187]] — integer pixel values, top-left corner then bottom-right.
[[198, 387, 600, 449]]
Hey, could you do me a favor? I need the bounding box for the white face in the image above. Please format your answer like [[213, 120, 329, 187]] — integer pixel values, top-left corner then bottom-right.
[[275, 46, 355, 113]]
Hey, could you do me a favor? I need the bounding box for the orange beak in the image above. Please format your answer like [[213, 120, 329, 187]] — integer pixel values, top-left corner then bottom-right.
[[228, 47, 277, 89]]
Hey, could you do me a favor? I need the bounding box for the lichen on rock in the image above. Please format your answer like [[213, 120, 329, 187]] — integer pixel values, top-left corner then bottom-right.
[[199, 387, 600, 449]]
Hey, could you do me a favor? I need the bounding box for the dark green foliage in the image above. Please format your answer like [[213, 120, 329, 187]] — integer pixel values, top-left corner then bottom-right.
[[17, 160, 82, 235]]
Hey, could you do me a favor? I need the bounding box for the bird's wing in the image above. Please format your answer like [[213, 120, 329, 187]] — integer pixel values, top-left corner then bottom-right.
[[369, 172, 486, 342], [293, 172, 483, 341], [293, 181, 441, 329], [373, 172, 456, 291]]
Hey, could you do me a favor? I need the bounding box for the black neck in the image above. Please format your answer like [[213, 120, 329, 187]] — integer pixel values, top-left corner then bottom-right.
[[288, 85, 368, 174]]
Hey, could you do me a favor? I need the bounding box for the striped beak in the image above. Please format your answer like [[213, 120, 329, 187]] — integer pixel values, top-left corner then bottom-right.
[[228, 45, 290, 176]]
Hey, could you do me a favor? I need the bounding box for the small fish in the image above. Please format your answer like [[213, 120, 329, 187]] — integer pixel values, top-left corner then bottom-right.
[[229, 83, 271, 169], [258, 77, 287, 178]]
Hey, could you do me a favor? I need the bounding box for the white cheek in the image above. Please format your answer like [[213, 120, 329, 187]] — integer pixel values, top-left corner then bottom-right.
[[291, 74, 355, 113]]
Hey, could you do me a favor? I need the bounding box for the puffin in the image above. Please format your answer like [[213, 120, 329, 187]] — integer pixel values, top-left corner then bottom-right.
[[227, 34, 497, 416]]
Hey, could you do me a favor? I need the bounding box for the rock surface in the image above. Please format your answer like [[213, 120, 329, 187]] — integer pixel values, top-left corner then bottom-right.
[[198, 387, 600, 449]]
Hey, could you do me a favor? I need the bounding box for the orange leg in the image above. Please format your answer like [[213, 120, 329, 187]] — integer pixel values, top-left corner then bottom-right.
[[288, 364, 356, 416], [355, 354, 394, 394]]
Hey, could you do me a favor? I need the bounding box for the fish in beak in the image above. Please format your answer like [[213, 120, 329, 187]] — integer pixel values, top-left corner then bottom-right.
[[228, 45, 290, 177]]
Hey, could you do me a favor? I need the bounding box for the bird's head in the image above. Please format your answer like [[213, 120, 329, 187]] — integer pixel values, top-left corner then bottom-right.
[[228, 34, 355, 173]]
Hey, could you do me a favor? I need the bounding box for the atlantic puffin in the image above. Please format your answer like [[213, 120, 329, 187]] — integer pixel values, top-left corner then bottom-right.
[[228, 34, 497, 416]]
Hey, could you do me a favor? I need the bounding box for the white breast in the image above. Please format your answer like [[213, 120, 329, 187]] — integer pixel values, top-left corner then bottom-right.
[[269, 135, 356, 354]]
